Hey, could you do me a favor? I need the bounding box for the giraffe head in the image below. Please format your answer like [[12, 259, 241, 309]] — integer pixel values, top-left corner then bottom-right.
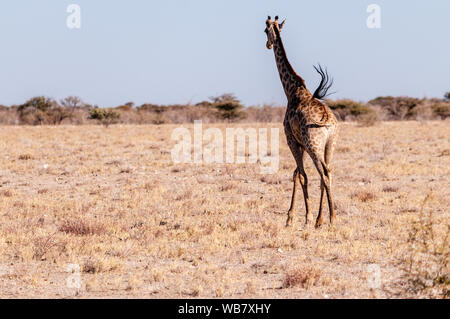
[[264, 15, 285, 49]]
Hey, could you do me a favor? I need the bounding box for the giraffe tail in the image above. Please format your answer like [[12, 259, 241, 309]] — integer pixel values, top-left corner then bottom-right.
[[312, 64, 334, 100]]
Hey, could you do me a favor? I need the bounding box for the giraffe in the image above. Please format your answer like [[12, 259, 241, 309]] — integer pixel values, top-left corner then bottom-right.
[[264, 16, 339, 228]]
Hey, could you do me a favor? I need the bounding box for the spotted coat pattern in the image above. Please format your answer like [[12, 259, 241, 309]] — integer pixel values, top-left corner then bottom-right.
[[265, 16, 338, 227]]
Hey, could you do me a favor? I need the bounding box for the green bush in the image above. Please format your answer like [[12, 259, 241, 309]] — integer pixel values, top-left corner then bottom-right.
[[18, 96, 72, 125], [89, 108, 121, 127], [326, 99, 372, 121], [432, 103, 450, 119], [210, 93, 245, 121]]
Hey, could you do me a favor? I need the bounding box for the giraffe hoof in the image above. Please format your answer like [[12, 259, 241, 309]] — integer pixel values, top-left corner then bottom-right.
[[315, 221, 322, 229], [286, 217, 293, 227]]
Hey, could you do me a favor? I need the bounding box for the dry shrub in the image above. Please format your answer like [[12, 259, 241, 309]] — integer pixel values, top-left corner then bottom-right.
[[382, 186, 399, 193], [404, 194, 449, 298], [190, 285, 204, 297], [59, 218, 105, 236], [283, 267, 322, 289], [412, 103, 436, 120], [351, 190, 377, 202], [357, 111, 380, 127], [202, 222, 215, 235], [3, 92, 450, 126], [244, 105, 285, 123], [37, 188, 48, 194], [106, 160, 122, 166], [18, 154, 33, 160], [368, 96, 422, 120], [1, 190, 13, 197], [175, 189, 192, 201], [262, 222, 279, 238], [18, 96, 74, 125], [245, 281, 256, 294], [215, 286, 225, 297], [336, 146, 351, 153], [439, 149, 450, 157], [83, 258, 103, 274], [83, 257, 121, 274], [220, 182, 233, 192], [0, 106, 19, 124], [33, 233, 65, 260], [2, 94, 450, 125], [432, 103, 450, 119], [260, 175, 282, 185]]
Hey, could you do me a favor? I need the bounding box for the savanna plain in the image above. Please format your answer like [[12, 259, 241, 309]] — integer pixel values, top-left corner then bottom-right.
[[0, 121, 448, 298]]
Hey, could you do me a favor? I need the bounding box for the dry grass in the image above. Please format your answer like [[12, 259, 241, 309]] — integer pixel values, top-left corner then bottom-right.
[[283, 267, 323, 289], [403, 194, 449, 298], [0, 121, 448, 298], [351, 191, 377, 202], [59, 219, 105, 236]]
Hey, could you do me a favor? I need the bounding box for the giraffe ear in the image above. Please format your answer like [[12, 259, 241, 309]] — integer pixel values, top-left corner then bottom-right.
[[279, 19, 286, 29]]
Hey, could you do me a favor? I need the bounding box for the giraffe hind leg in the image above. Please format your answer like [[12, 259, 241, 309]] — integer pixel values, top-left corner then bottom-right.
[[286, 140, 309, 226], [286, 168, 299, 227], [317, 180, 325, 228], [324, 137, 336, 225], [298, 159, 309, 225]]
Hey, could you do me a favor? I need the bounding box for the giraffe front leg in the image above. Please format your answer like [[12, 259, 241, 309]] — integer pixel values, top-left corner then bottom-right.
[[286, 169, 299, 227], [298, 171, 309, 225]]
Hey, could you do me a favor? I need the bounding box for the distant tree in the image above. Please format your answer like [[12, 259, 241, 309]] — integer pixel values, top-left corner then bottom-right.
[[60, 96, 84, 108], [18, 96, 71, 125], [209, 93, 238, 104], [137, 103, 162, 112], [89, 107, 121, 127], [368, 96, 422, 120], [115, 101, 135, 111], [444, 92, 450, 101], [195, 100, 213, 107], [209, 93, 245, 121], [18, 96, 53, 113]]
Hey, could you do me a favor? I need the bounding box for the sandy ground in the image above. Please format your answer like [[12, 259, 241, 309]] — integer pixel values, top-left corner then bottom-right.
[[0, 121, 448, 298]]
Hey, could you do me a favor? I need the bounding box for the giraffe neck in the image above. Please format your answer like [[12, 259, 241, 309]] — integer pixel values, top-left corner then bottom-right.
[[272, 32, 305, 102]]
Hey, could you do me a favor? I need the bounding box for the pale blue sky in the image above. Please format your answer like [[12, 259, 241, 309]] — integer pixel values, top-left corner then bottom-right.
[[0, 1, 449, 107]]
